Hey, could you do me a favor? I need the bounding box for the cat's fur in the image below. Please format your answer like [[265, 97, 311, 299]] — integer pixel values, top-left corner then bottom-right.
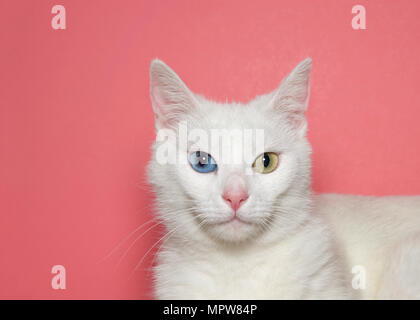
[[147, 58, 420, 299]]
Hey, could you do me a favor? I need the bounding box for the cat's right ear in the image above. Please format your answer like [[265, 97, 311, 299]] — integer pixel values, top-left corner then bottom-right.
[[149, 59, 197, 131]]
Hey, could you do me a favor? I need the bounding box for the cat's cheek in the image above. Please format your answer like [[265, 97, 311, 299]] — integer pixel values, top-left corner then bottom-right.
[[270, 153, 299, 194], [175, 163, 218, 200]]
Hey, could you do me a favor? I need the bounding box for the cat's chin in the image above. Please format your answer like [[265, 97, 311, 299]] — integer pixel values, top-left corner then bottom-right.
[[206, 218, 261, 243]]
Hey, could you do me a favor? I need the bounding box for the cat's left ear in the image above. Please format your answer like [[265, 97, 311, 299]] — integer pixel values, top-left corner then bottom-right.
[[269, 58, 312, 137]]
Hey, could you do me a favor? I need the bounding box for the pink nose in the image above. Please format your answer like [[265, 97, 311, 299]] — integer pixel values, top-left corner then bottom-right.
[[222, 190, 249, 212]]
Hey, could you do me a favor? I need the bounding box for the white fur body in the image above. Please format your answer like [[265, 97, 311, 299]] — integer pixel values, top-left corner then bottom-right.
[[146, 58, 420, 299], [318, 194, 420, 299], [153, 194, 420, 299]]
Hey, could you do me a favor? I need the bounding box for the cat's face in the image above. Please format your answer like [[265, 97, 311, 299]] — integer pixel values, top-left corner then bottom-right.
[[148, 59, 312, 243]]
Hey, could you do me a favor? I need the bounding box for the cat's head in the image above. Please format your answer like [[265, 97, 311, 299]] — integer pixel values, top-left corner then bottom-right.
[[147, 59, 312, 244]]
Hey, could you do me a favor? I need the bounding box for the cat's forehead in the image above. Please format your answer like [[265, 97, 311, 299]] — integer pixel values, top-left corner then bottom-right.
[[185, 99, 293, 152], [195, 99, 273, 130]]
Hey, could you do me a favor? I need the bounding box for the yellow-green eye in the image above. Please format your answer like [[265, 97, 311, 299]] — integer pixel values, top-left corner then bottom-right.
[[252, 152, 279, 174]]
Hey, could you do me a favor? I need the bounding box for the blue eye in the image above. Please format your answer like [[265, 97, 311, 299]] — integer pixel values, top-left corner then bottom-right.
[[189, 151, 217, 173]]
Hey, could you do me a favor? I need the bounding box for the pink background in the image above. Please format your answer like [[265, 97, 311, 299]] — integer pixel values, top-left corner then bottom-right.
[[1, 0, 420, 299]]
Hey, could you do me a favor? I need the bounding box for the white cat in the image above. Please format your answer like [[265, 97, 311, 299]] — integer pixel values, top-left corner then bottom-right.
[[147, 58, 420, 299]]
